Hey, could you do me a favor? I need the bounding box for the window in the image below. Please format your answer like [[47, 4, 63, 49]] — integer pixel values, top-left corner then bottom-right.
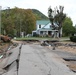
[[39, 24, 41, 28]]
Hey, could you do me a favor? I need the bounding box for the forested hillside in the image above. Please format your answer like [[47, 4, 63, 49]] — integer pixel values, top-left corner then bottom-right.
[[32, 9, 48, 20], [1, 7, 48, 37], [2, 8, 36, 37]]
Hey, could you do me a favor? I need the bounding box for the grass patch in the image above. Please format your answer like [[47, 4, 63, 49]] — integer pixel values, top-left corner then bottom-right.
[[15, 37, 52, 41], [14, 37, 70, 42]]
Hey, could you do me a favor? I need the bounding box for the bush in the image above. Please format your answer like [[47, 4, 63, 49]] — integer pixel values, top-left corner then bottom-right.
[[70, 36, 76, 42], [33, 32, 39, 37]]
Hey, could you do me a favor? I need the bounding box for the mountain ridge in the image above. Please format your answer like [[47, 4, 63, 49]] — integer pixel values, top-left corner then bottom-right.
[[32, 9, 48, 20]]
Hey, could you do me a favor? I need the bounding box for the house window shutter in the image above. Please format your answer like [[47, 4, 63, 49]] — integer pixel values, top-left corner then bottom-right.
[[39, 24, 41, 28]]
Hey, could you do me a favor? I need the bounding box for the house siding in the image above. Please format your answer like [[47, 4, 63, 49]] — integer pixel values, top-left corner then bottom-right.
[[37, 24, 45, 30], [32, 20, 58, 37]]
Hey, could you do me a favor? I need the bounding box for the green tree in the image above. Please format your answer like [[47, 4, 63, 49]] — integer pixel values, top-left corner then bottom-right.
[[2, 7, 36, 37], [2, 9, 15, 36], [62, 17, 76, 36]]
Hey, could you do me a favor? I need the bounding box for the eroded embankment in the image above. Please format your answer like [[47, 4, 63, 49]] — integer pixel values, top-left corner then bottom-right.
[[0, 42, 22, 75]]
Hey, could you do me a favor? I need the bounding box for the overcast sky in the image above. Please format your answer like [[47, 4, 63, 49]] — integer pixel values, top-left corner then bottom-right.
[[0, 0, 76, 25]]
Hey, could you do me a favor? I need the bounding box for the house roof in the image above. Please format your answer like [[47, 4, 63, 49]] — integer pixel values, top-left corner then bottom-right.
[[36, 20, 50, 25], [38, 28, 52, 31]]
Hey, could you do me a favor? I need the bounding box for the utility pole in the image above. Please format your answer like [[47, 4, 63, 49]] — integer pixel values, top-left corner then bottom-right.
[[0, 6, 2, 42]]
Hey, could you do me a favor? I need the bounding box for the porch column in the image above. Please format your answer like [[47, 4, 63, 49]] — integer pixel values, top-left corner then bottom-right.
[[39, 31, 40, 35], [47, 31, 48, 35], [60, 28, 62, 37]]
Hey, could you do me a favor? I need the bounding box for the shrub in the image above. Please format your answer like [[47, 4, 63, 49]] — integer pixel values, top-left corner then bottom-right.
[[70, 36, 76, 42], [33, 32, 39, 37]]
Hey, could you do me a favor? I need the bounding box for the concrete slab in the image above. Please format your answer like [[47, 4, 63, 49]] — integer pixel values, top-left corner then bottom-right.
[[0, 68, 6, 74], [8, 61, 17, 71], [0, 57, 9, 68], [18, 44, 76, 75], [3, 45, 20, 68], [0, 61, 17, 75], [0, 44, 21, 75], [2, 71, 17, 75]]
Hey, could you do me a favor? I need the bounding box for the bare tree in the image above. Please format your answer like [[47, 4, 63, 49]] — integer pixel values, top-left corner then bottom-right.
[[48, 6, 66, 38]]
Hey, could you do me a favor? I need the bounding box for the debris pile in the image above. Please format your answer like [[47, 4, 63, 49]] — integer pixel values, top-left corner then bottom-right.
[[0, 42, 21, 75]]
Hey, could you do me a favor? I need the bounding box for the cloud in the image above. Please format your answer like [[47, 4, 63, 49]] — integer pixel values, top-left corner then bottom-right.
[[0, 0, 76, 25]]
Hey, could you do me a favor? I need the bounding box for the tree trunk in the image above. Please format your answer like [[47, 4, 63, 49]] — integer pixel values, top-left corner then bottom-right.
[[59, 27, 62, 38]]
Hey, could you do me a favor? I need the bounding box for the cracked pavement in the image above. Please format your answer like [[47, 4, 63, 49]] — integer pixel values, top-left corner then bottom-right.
[[18, 44, 76, 75]]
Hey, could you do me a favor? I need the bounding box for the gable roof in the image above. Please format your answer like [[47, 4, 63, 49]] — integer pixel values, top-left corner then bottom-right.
[[36, 20, 50, 25]]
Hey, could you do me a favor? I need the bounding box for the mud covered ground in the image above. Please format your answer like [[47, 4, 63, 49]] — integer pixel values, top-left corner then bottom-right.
[[56, 42, 76, 72], [44, 41, 76, 72], [56, 42, 76, 54], [0, 40, 76, 72], [0, 43, 11, 55]]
